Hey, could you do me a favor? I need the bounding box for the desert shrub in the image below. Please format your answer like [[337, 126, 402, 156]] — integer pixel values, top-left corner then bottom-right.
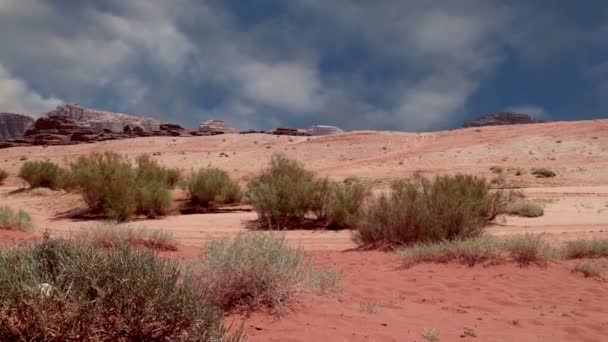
[[199, 233, 340, 315], [325, 182, 370, 228], [397, 236, 504, 267], [503, 234, 554, 265], [0, 170, 7, 185], [504, 201, 544, 217], [247, 154, 319, 228], [355, 174, 513, 247], [73, 224, 177, 251], [136, 154, 181, 188], [135, 179, 172, 218], [18, 161, 66, 189], [187, 168, 241, 207], [0, 236, 241, 341], [343, 176, 360, 185], [562, 239, 608, 259], [0, 206, 32, 231], [572, 261, 603, 279], [68, 152, 138, 222], [532, 168, 556, 178]]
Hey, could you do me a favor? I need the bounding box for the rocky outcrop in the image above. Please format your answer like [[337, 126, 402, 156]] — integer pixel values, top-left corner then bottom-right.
[[308, 125, 343, 136], [272, 128, 312, 136], [0, 113, 34, 141], [45, 104, 161, 132], [198, 120, 237, 135], [463, 112, 544, 128]]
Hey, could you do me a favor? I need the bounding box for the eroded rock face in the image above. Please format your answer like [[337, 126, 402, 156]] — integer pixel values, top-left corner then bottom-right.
[[198, 120, 237, 135], [0, 113, 34, 141], [45, 104, 161, 132], [463, 112, 544, 128]]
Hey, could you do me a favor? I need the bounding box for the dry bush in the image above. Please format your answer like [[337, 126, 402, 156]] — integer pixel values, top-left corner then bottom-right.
[[503, 234, 555, 265], [199, 233, 340, 315], [562, 239, 608, 259], [135, 179, 171, 218], [504, 201, 544, 217], [136, 154, 181, 189], [325, 182, 370, 229], [73, 224, 178, 251], [187, 168, 242, 207], [0, 235, 241, 341], [68, 152, 138, 222], [0, 206, 32, 231], [355, 174, 513, 247], [572, 261, 604, 279], [0, 170, 7, 185], [397, 236, 504, 267], [18, 161, 66, 189], [532, 168, 556, 178]]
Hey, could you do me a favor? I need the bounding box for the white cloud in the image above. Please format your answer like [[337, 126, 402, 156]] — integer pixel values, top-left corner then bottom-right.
[[0, 64, 61, 114]]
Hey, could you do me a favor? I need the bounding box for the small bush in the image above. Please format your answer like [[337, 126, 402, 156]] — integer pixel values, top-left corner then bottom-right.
[[136, 179, 172, 218], [68, 152, 138, 222], [247, 154, 319, 228], [355, 174, 513, 247], [136, 154, 181, 188], [504, 234, 554, 265], [572, 261, 603, 279], [326, 182, 370, 228], [18, 161, 66, 189], [397, 236, 504, 267], [562, 239, 608, 259], [532, 168, 556, 178], [504, 201, 544, 217], [199, 233, 340, 315], [0, 236, 240, 341], [187, 168, 241, 207], [0, 170, 7, 185], [73, 224, 178, 251], [0, 206, 32, 231]]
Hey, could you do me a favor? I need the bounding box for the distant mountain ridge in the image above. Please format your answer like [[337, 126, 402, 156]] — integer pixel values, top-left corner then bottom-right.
[[463, 112, 544, 128], [45, 104, 161, 132]]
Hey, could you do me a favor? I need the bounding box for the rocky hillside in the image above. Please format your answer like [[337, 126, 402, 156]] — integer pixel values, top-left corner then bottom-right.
[[0, 113, 34, 140], [45, 104, 161, 132], [463, 112, 544, 128]]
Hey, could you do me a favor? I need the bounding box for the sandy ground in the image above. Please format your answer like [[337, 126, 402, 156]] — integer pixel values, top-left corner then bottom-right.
[[1, 119, 607, 341]]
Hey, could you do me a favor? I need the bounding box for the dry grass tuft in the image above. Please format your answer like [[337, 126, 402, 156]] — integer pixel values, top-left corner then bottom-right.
[[0, 206, 32, 231]]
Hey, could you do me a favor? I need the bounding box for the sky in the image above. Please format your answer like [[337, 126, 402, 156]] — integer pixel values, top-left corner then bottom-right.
[[0, 0, 607, 131]]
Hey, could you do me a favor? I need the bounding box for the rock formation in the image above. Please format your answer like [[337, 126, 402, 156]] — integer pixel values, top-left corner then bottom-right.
[[272, 127, 312, 136], [45, 104, 161, 132], [463, 112, 544, 128], [309, 125, 343, 136], [198, 120, 237, 135], [0, 113, 34, 141]]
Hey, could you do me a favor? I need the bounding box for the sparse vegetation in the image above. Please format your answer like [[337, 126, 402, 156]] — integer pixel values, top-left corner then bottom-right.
[[355, 174, 513, 247], [19, 161, 66, 189], [199, 233, 340, 315], [397, 236, 504, 267], [532, 168, 556, 178], [463, 327, 477, 338], [562, 239, 608, 259], [504, 201, 544, 217], [0, 169, 7, 185], [503, 234, 554, 265], [360, 302, 381, 313], [422, 328, 440, 341], [73, 224, 178, 251], [136, 154, 181, 188], [325, 182, 370, 229], [572, 261, 603, 279], [0, 235, 241, 341], [0, 206, 32, 231], [187, 168, 242, 207]]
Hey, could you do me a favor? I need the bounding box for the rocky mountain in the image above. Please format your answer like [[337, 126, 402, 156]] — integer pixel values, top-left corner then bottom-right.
[[463, 112, 544, 128], [0, 113, 34, 141], [45, 104, 161, 132]]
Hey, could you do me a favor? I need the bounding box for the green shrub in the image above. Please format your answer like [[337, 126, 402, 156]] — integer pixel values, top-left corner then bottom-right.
[[532, 168, 556, 178], [326, 182, 370, 228], [0, 170, 7, 185], [504, 201, 544, 217], [247, 154, 319, 228], [73, 224, 178, 251], [135, 179, 172, 218], [199, 233, 340, 315], [18, 161, 66, 189], [562, 239, 608, 259], [355, 174, 512, 247], [397, 236, 504, 267], [0, 236, 241, 341], [503, 234, 554, 265], [187, 168, 241, 207], [0, 206, 32, 231], [68, 152, 138, 222], [136, 154, 181, 188]]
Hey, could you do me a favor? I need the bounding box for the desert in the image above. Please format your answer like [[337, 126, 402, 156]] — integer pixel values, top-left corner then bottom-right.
[[1, 118, 607, 341]]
